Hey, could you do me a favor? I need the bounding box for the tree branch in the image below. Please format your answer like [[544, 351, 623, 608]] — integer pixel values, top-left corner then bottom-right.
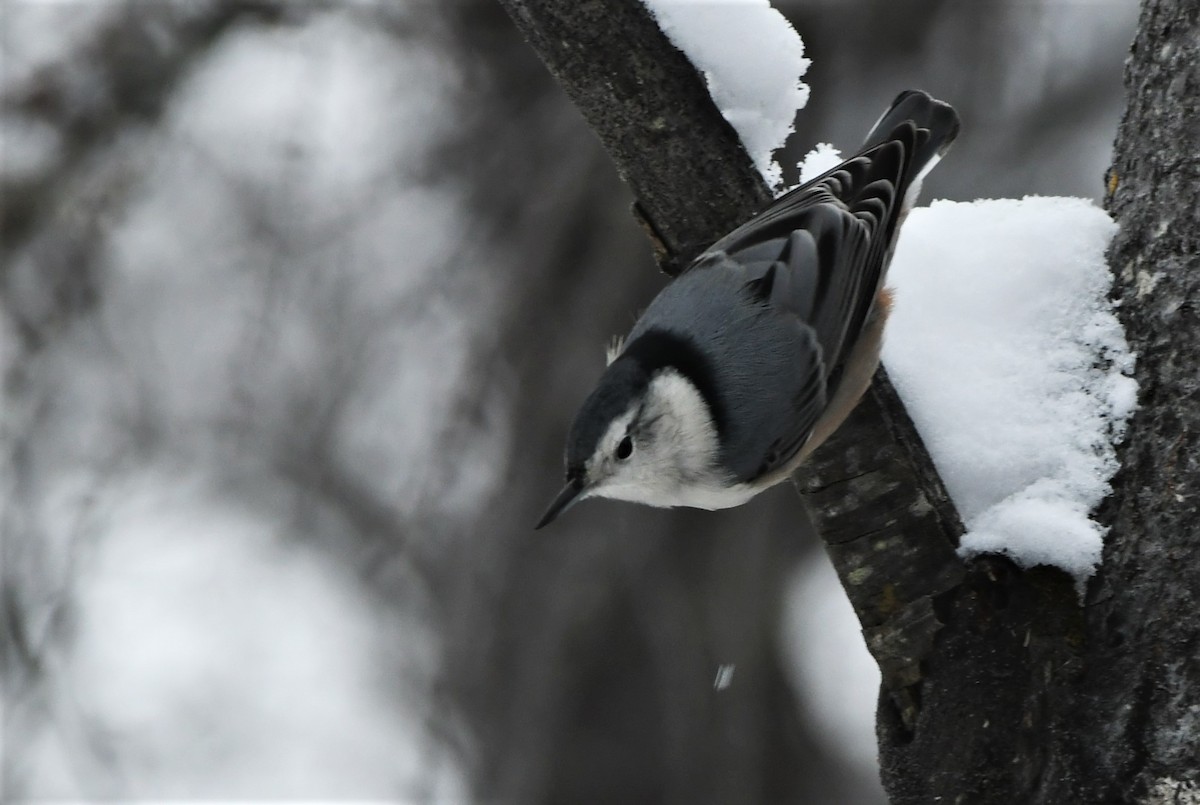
[[1073, 0, 1200, 797], [497, 0, 771, 276]]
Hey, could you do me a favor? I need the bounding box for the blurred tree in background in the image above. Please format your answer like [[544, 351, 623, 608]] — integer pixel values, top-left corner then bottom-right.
[[0, 0, 1136, 801]]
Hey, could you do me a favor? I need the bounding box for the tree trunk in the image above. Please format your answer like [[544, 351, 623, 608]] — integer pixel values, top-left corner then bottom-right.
[[1072, 0, 1200, 798], [883, 0, 1200, 800], [496, 0, 1200, 801]]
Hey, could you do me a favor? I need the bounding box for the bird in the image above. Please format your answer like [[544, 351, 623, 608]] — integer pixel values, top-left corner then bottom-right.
[[536, 90, 960, 529]]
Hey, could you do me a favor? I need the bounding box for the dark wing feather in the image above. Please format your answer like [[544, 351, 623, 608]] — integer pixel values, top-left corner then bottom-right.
[[751, 360, 827, 479], [692, 125, 924, 480]]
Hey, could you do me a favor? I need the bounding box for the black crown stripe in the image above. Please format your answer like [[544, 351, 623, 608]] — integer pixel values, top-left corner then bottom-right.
[[619, 328, 727, 441]]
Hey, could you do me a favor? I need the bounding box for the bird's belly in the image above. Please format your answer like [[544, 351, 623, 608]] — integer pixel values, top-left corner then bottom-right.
[[601, 477, 763, 511], [672, 481, 763, 510]]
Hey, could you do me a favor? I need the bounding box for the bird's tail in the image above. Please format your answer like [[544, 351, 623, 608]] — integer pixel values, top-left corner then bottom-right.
[[861, 90, 960, 188]]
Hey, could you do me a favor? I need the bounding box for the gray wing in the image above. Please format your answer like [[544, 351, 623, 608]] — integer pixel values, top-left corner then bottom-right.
[[695, 122, 925, 481], [705, 126, 919, 374], [631, 92, 959, 483]]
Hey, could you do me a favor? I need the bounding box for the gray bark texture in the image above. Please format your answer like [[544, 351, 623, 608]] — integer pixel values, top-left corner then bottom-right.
[[1077, 0, 1200, 797], [497, 0, 1200, 801]]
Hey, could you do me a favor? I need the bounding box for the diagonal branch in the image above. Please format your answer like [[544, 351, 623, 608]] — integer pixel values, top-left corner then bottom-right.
[[497, 0, 771, 276]]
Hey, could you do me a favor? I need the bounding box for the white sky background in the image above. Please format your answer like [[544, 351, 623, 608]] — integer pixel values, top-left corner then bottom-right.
[[2, 5, 489, 798], [782, 553, 881, 776]]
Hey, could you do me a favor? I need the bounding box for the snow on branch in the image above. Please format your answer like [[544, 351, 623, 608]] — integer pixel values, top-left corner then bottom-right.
[[884, 197, 1137, 579], [642, 0, 810, 190]]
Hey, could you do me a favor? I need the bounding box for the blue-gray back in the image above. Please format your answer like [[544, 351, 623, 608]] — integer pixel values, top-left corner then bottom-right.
[[626, 258, 825, 481]]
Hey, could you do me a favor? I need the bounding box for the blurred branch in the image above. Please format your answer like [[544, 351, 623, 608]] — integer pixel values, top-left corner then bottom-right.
[[1003, 56, 1127, 168], [0, 0, 289, 262]]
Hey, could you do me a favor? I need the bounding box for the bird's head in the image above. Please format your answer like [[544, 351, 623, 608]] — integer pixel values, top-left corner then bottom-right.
[[536, 351, 722, 528]]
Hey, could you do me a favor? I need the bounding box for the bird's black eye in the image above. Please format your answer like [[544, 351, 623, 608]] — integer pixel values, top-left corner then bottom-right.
[[616, 435, 633, 460]]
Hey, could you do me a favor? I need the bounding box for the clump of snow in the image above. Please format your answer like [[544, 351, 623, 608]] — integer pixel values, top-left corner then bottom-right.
[[797, 142, 843, 184], [883, 196, 1137, 578], [643, 0, 810, 191]]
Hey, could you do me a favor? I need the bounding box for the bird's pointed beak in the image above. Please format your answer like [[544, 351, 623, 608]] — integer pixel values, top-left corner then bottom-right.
[[535, 477, 585, 530]]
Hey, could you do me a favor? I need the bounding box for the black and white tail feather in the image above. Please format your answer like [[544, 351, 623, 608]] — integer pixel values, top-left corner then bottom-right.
[[537, 90, 959, 528]]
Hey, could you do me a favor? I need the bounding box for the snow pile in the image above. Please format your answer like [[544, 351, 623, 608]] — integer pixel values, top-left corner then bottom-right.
[[884, 197, 1137, 577], [643, 0, 810, 190], [798, 151, 1134, 577]]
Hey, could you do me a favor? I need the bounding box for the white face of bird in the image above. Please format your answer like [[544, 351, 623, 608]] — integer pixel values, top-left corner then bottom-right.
[[536, 365, 737, 528], [582, 369, 723, 508]]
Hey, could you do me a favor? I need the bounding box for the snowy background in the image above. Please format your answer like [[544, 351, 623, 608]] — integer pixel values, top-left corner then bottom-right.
[[1, 0, 1138, 801]]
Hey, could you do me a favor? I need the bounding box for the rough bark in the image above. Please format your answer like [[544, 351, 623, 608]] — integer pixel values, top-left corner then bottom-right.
[[1074, 0, 1200, 798]]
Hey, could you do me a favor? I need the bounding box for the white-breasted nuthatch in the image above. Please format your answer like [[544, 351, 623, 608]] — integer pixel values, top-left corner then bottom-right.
[[537, 90, 959, 529]]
